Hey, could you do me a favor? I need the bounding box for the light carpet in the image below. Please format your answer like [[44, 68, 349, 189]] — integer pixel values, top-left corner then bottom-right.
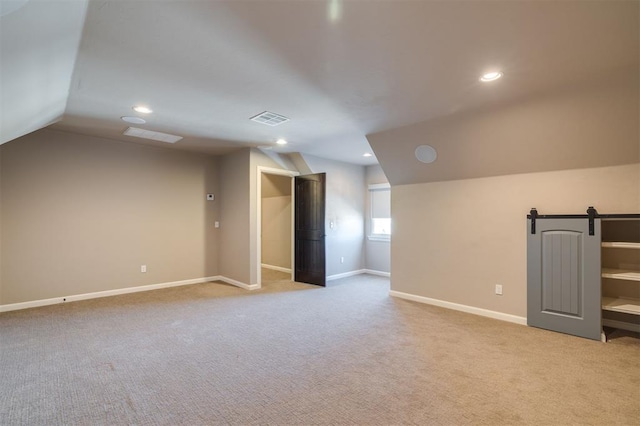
[[1, 273, 639, 425]]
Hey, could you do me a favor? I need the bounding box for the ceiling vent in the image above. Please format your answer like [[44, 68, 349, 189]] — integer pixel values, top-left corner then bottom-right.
[[250, 111, 290, 126], [123, 127, 182, 143]]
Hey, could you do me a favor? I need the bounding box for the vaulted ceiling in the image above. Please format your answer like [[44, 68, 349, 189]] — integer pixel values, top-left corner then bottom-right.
[[1, 1, 637, 166]]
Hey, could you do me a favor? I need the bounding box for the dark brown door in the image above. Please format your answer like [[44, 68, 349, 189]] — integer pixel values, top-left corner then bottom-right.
[[295, 173, 326, 286]]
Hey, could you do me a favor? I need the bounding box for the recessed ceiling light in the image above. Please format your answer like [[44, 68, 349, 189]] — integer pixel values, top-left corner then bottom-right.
[[363, 153, 373, 157], [276, 139, 288, 145], [121, 116, 146, 124], [132, 105, 153, 114], [480, 71, 503, 82]]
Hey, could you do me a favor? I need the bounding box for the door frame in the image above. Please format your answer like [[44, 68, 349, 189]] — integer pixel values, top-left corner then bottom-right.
[[255, 166, 299, 288]]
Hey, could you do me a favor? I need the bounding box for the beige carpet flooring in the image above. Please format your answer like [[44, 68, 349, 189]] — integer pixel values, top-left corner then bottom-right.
[[1, 272, 639, 425]]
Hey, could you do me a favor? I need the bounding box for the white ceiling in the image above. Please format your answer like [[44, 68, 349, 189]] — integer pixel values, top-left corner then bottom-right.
[[0, 0, 87, 144], [2, 1, 638, 165]]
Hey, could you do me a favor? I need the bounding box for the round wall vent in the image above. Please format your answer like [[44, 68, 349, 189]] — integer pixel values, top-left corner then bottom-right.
[[415, 145, 437, 163]]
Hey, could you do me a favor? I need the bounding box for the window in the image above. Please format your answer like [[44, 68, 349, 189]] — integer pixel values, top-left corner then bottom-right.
[[369, 183, 390, 240]]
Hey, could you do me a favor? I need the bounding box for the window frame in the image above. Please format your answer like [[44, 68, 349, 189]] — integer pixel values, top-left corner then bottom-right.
[[368, 183, 391, 241]]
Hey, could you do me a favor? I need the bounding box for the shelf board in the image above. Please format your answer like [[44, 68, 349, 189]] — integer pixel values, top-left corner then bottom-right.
[[601, 268, 640, 282], [602, 318, 640, 333], [602, 242, 640, 249], [602, 297, 640, 316]]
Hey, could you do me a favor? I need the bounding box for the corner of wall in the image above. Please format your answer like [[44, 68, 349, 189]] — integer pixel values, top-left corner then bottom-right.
[[218, 149, 251, 285], [1, 130, 222, 304], [0, 145, 3, 305], [287, 153, 313, 175]]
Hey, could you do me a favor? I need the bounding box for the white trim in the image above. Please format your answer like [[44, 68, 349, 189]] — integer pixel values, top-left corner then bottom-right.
[[326, 269, 390, 281], [261, 263, 292, 273], [217, 276, 260, 291], [256, 166, 298, 289], [327, 269, 367, 281], [389, 290, 527, 325], [363, 269, 391, 278], [368, 183, 390, 190], [0, 275, 258, 313], [367, 235, 390, 242], [257, 166, 299, 177]]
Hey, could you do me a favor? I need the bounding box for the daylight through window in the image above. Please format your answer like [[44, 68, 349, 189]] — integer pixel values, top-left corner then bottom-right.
[[369, 184, 391, 239]]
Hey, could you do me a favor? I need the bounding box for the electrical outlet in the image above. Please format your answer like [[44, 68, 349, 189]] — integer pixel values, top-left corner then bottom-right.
[[495, 284, 503, 295], [214, 221, 220, 228], [340, 257, 344, 264], [141, 265, 147, 273]]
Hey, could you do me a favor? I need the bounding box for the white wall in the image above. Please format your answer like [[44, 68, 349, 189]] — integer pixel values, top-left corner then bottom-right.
[[365, 165, 390, 273], [392, 164, 639, 317], [301, 154, 365, 277], [218, 149, 251, 285], [250, 150, 297, 285], [370, 73, 639, 318], [1, 129, 220, 305], [0, 146, 3, 302]]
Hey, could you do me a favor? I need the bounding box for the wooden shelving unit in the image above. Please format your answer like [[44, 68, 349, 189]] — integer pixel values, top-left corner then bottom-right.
[[601, 218, 640, 336], [602, 297, 640, 315], [601, 268, 640, 282], [601, 242, 640, 250], [526, 209, 639, 341]]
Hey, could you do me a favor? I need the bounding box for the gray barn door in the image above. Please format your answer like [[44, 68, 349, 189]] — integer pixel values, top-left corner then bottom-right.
[[527, 218, 601, 340]]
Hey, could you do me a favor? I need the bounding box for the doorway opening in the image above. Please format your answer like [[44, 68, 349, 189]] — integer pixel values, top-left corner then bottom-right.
[[257, 167, 297, 288]]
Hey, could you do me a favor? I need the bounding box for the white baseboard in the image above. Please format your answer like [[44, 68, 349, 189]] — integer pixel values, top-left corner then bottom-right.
[[363, 269, 391, 278], [261, 263, 292, 274], [326, 269, 391, 281], [0, 275, 257, 313], [217, 276, 260, 291], [327, 269, 366, 281], [389, 290, 527, 325]]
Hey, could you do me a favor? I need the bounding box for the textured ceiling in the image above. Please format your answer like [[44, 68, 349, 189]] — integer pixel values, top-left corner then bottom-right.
[[2, 1, 638, 166]]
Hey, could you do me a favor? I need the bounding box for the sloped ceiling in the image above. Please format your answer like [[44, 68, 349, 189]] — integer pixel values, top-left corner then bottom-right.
[[1, 1, 638, 167], [0, 0, 88, 145], [368, 72, 639, 185]]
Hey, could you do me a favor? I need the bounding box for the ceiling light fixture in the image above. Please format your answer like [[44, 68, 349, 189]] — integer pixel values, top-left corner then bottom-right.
[[132, 105, 153, 114], [480, 71, 503, 82], [276, 139, 288, 145], [363, 153, 372, 157], [123, 127, 182, 144], [121, 116, 146, 124]]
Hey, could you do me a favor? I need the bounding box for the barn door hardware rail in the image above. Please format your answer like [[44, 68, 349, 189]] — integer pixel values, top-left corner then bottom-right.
[[528, 206, 639, 235], [527, 207, 599, 235]]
